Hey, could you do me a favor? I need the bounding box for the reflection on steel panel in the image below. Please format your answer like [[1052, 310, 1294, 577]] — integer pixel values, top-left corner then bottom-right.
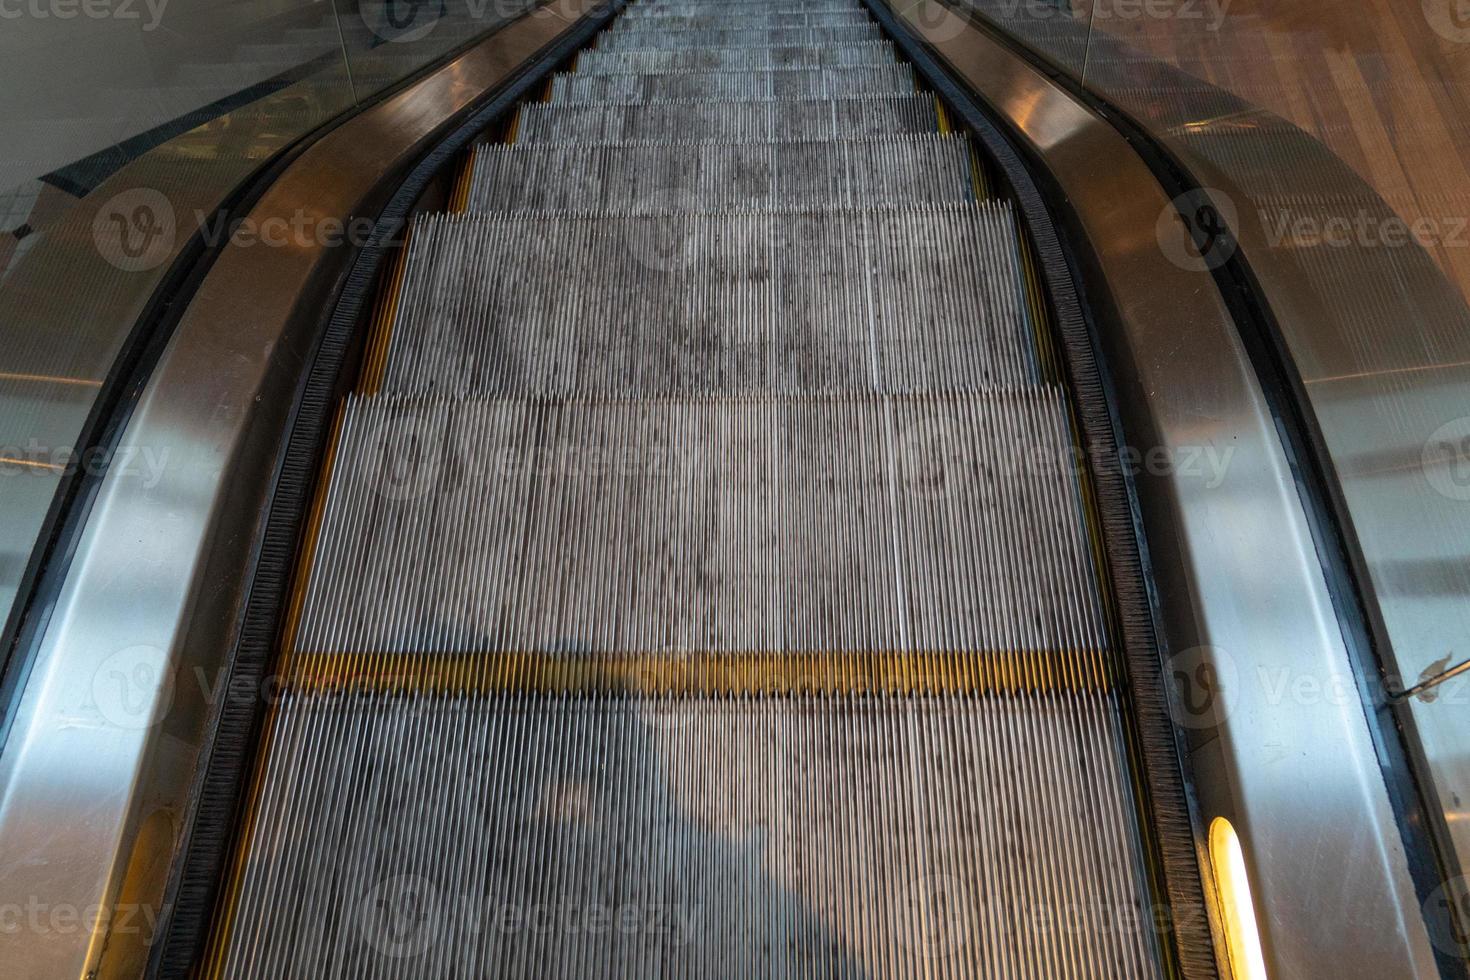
[[952, 0, 1470, 879], [0, 0, 540, 666]]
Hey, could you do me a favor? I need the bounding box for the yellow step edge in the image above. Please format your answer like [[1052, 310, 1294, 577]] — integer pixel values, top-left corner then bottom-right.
[[281, 647, 1114, 696], [357, 224, 412, 395]]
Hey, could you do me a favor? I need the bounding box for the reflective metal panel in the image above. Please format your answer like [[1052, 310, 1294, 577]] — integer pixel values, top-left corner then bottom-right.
[[882, 1, 1441, 975], [0, 2, 357, 641], [950, 0, 1470, 887], [0, 0, 543, 660], [0, 5, 601, 977]]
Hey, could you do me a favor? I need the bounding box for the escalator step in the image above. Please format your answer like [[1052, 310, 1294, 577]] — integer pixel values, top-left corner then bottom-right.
[[513, 95, 941, 143], [607, 10, 872, 28], [379, 206, 1039, 396], [218, 690, 1155, 979], [203, 0, 1170, 974], [548, 66, 917, 103], [574, 41, 897, 73], [468, 136, 975, 213], [290, 391, 1105, 659], [627, 0, 864, 9], [594, 25, 882, 49], [634, 0, 866, 6]]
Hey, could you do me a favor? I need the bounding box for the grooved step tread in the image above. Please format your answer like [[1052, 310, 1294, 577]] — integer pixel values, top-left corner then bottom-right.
[[595, 24, 882, 49], [575, 41, 895, 73], [292, 391, 1106, 660], [514, 95, 941, 143], [548, 65, 917, 104], [380, 206, 1041, 396], [469, 135, 975, 214]]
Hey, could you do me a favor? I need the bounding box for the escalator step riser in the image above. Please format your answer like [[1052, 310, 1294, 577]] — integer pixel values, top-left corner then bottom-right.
[[595, 25, 881, 48], [625, 4, 863, 16], [626, 0, 863, 9], [608, 10, 872, 29], [381, 207, 1040, 396], [514, 95, 941, 143], [468, 136, 974, 214], [219, 691, 1155, 979], [293, 392, 1106, 658], [575, 41, 896, 73], [633, 0, 864, 6], [549, 66, 917, 104]]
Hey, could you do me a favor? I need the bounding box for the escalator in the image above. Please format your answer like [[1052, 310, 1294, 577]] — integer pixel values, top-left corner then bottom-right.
[[199, 0, 1185, 975]]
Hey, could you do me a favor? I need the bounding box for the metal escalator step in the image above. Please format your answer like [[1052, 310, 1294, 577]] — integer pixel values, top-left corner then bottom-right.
[[625, 3, 862, 15], [290, 391, 1105, 660], [218, 689, 1156, 979], [513, 95, 940, 143], [608, 10, 872, 29], [634, 0, 864, 6], [574, 41, 896, 73], [594, 24, 882, 49], [379, 207, 1038, 396], [623, 0, 865, 11], [548, 66, 917, 103], [467, 136, 974, 214]]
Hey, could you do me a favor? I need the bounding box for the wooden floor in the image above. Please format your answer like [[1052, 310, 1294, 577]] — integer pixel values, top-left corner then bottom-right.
[[1090, 0, 1470, 309]]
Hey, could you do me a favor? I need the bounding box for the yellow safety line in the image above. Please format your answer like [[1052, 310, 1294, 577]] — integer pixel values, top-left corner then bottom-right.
[[357, 225, 411, 395], [934, 96, 952, 135], [283, 647, 1112, 697], [451, 147, 476, 213], [966, 140, 992, 201]]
